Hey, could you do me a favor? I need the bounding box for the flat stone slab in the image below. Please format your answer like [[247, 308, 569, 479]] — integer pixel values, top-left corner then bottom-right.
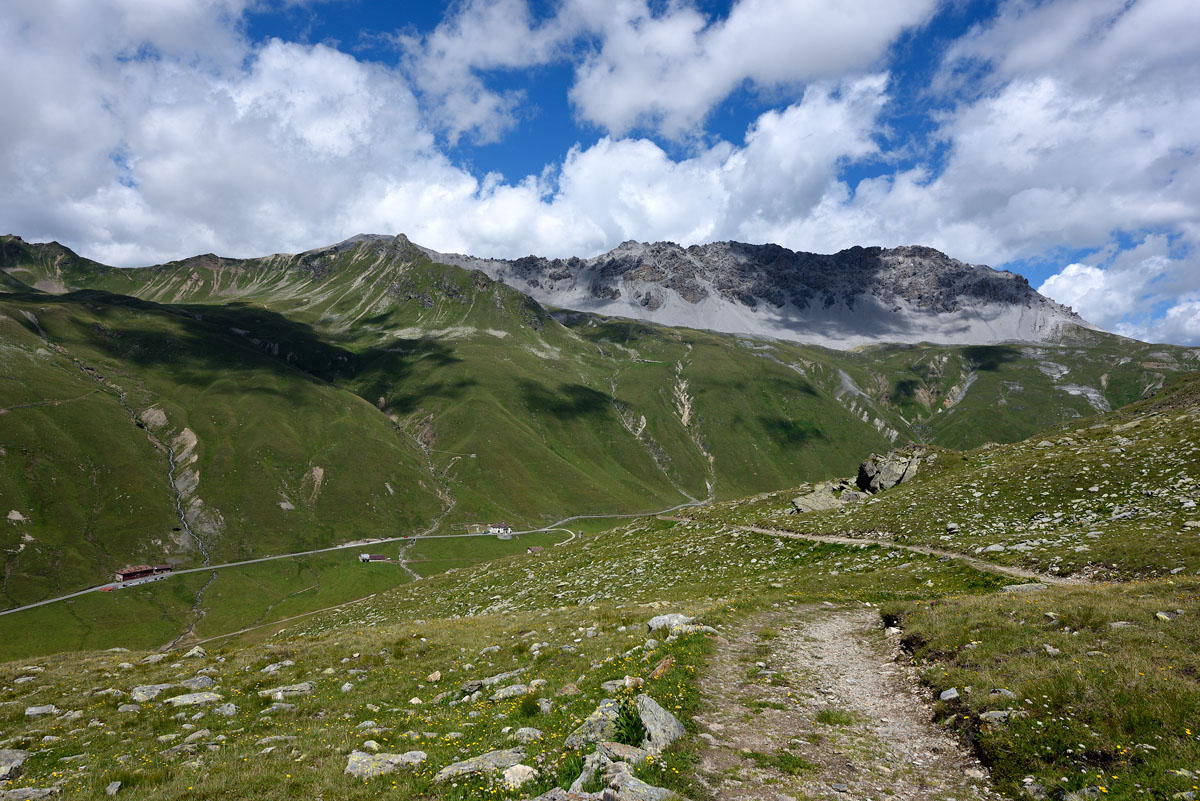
[[490, 683, 528, 701], [130, 684, 176, 702], [344, 750, 427, 777], [162, 692, 223, 707], [1000, 583, 1049, 593], [180, 676, 215, 691], [433, 747, 525, 782], [0, 790, 59, 800], [23, 705, 58, 718], [257, 682, 314, 698]]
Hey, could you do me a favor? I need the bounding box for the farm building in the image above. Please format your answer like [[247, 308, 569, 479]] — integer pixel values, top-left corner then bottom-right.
[[114, 564, 173, 582], [488, 522, 513, 537], [358, 553, 388, 562]]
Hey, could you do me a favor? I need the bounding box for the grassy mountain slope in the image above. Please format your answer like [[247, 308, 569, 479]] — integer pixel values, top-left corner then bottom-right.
[[0, 292, 445, 607], [1, 367, 1199, 799], [701, 370, 1200, 582], [1, 233, 1196, 629]]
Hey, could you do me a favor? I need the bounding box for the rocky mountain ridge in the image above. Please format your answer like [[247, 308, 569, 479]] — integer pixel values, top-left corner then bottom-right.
[[420, 238, 1094, 348]]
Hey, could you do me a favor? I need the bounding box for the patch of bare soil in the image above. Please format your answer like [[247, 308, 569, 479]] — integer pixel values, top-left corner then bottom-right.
[[693, 605, 997, 801]]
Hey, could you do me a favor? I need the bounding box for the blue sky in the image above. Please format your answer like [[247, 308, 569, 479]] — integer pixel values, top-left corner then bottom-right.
[[2, 0, 1199, 343]]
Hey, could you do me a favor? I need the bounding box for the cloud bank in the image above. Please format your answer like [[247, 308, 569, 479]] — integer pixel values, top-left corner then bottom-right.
[[1, 0, 1197, 344]]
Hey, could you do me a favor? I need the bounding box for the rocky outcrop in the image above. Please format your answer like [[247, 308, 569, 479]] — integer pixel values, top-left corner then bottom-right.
[[790, 479, 869, 514], [422, 239, 1092, 349], [635, 694, 685, 754], [565, 699, 621, 749], [433, 747, 525, 782], [856, 448, 924, 494]]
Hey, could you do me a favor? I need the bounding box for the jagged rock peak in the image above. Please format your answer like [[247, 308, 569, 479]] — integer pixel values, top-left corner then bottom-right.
[[416, 237, 1094, 349]]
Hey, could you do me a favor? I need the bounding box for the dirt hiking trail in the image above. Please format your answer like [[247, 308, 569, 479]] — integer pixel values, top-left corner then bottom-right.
[[693, 606, 998, 801]]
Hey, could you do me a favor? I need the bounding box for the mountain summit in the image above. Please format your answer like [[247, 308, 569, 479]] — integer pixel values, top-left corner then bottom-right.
[[420, 239, 1092, 348]]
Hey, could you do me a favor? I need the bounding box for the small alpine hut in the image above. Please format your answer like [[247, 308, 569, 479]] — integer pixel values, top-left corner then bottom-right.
[[114, 564, 172, 582], [488, 522, 513, 539], [359, 553, 388, 563]]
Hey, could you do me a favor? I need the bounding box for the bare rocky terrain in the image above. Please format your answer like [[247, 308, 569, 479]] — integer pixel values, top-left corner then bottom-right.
[[421, 238, 1092, 348]]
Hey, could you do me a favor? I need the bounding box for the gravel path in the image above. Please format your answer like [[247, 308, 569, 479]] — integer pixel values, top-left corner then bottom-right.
[[693, 606, 998, 801]]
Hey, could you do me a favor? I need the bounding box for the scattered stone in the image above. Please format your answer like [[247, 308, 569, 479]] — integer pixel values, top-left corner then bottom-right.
[[105, 781, 121, 796], [1042, 644, 1062, 656], [433, 747, 525, 782], [23, 705, 58, 718], [344, 750, 427, 777], [182, 646, 206, 659], [939, 688, 959, 702], [647, 656, 675, 679], [117, 704, 140, 713], [0, 750, 30, 781], [980, 711, 1011, 724], [140, 654, 167, 664], [260, 660, 294, 674], [163, 692, 223, 707], [180, 676, 215, 691], [647, 614, 692, 633], [636, 694, 685, 753], [514, 727, 543, 743], [213, 703, 237, 717], [490, 684, 528, 701], [503, 764, 538, 789], [597, 741, 650, 765], [556, 683, 580, 697], [1001, 583, 1049, 593], [183, 728, 210, 743], [257, 682, 313, 699], [131, 684, 176, 702], [426, 671, 441, 683], [565, 699, 620, 749], [0, 788, 60, 799]]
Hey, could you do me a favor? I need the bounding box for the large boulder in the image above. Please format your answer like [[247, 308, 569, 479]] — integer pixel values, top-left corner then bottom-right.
[[635, 695, 685, 754], [856, 449, 923, 494], [433, 747, 525, 782]]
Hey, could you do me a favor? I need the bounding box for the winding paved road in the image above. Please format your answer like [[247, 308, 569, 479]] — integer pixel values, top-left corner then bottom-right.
[[0, 497, 711, 619]]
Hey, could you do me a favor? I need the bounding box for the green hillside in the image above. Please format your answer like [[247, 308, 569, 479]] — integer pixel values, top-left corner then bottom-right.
[[1, 233, 1196, 643]]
